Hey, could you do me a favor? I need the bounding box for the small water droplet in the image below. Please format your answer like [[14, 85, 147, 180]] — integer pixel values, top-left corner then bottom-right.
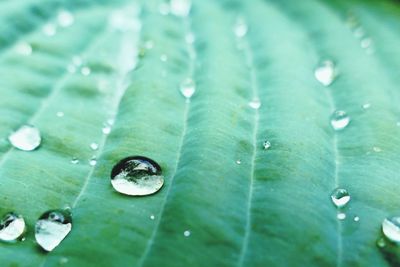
[[67, 64, 76, 73], [8, 125, 41, 151], [145, 40, 154, 49], [382, 217, 400, 243], [330, 110, 350, 131], [71, 157, 79, 164], [179, 78, 196, 99], [185, 32, 195, 44], [263, 140, 271, 150], [56, 111, 64, 117], [170, 0, 191, 17], [353, 27, 365, 38], [160, 54, 168, 62], [337, 213, 346, 220], [81, 66, 91, 76], [183, 230, 191, 237], [72, 56, 82, 67], [233, 18, 248, 38], [0, 212, 26, 242], [377, 238, 386, 248], [314, 60, 336, 86], [354, 216, 360, 222], [373, 146, 382, 153], [42, 23, 57, 36], [15, 42, 32, 56], [159, 3, 170, 15], [90, 143, 99, 151], [57, 10, 74, 28], [236, 160, 241, 165], [89, 157, 97, 166], [361, 37, 372, 49], [59, 257, 69, 264], [150, 215, 155, 220], [35, 209, 72, 252], [102, 126, 111, 135], [362, 103, 371, 109], [330, 188, 351, 208], [111, 156, 164, 196], [249, 99, 261, 109]]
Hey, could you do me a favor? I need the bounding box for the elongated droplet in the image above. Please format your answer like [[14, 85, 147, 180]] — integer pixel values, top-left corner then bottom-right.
[[382, 217, 400, 243], [180, 78, 196, 99], [234, 18, 248, 38], [0, 212, 26, 242], [170, 0, 191, 17], [35, 209, 72, 252], [111, 156, 164, 196], [315, 60, 336, 86], [249, 99, 261, 109], [8, 125, 41, 151], [330, 110, 350, 131], [331, 188, 351, 208]]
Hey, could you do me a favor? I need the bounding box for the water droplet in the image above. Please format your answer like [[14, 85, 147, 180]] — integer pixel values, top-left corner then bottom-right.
[[150, 215, 155, 220], [8, 125, 41, 151], [362, 103, 371, 109], [185, 32, 195, 44], [160, 54, 168, 62], [397, 122, 400, 127], [56, 111, 64, 117], [263, 140, 271, 150], [110, 156, 164, 196], [236, 160, 241, 165], [353, 27, 365, 38], [57, 10, 74, 28], [59, 257, 69, 264], [0, 212, 26, 242], [249, 99, 261, 109], [72, 56, 82, 67], [233, 18, 248, 38], [377, 238, 386, 248], [81, 66, 91, 76], [337, 213, 346, 220], [382, 217, 400, 243], [67, 64, 76, 73], [314, 60, 336, 86], [89, 157, 97, 166], [179, 78, 196, 99], [90, 143, 99, 151], [71, 157, 79, 164], [170, 0, 191, 17], [35, 209, 72, 252], [361, 38, 372, 49], [14, 42, 32, 56], [373, 146, 382, 153], [42, 23, 57, 36], [330, 110, 350, 131], [145, 40, 154, 49], [159, 3, 170, 15], [183, 230, 191, 237], [330, 188, 351, 208], [354, 216, 360, 222], [102, 126, 111, 135]]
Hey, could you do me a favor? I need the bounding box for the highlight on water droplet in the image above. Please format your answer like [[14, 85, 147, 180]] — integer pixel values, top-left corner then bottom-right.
[[337, 213, 346, 220], [89, 157, 97, 166], [0, 212, 26, 242], [170, 0, 191, 17], [233, 17, 248, 38], [8, 125, 41, 151], [102, 126, 111, 135], [180, 78, 196, 99], [35, 209, 72, 252], [330, 188, 351, 208], [330, 110, 350, 131], [236, 159, 241, 165], [150, 215, 155, 220], [249, 99, 261, 109], [110, 156, 164, 196], [183, 230, 191, 237], [314, 60, 336, 86], [382, 217, 400, 244], [57, 10, 74, 28]]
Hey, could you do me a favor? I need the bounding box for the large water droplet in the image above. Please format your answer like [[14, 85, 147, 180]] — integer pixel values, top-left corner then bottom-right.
[[170, 0, 191, 17], [0, 212, 26, 242], [330, 188, 351, 208], [35, 209, 72, 252], [111, 156, 164, 196], [330, 110, 350, 131], [233, 18, 248, 38], [382, 217, 400, 243], [57, 10, 74, 28], [180, 78, 196, 99], [314, 60, 336, 86], [8, 125, 41, 151]]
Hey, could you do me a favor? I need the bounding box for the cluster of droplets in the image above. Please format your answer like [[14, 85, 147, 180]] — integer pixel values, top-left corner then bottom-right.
[[346, 13, 375, 55], [42, 9, 74, 38]]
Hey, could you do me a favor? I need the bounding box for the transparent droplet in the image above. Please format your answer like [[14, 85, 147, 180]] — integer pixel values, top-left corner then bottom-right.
[[249, 99, 261, 109], [185, 32, 195, 44], [330, 188, 351, 208], [35, 209, 72, 252], [42, 23, 57, 36], [71, 157, 79, 164], [236, 160, 241, 165], [81, 66, 91, 76], [8, 125, 41, 151], [89, 157, 97, 166], [377, 238, 386, 248], [263, 140, 271, 150], [337, 213, 346, 220], [354, 216, 360, 222], [0, 212, 26, 242], [110, 156, 164, 196], [330, 110, 350, 131], [160, 54, 168, 62], [170, 0, 191, 17], [102, 126, 111, 135], [90, 143, 99, 151], [362, 103, 371, 109], [382, 217, 400, 243], [56, 111, 64, 117], [57, 10, 74, 28], [180, 78, 196, 99], [159, 3, 170, 15], [183, 230, 191, 237], [314, 60, 336, 86], [373, 146, 382, 153], [14, 42, 32, 56], [150, 215, 155, 220], [233, 18, 248, 38]]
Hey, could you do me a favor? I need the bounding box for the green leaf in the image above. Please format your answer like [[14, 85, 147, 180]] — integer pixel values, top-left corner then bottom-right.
[[1, 0, 400, 266]]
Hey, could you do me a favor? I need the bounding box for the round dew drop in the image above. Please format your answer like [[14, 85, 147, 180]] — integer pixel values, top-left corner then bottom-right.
[[330, 110, 350, 131], [0, 212, 26, 242], [110, 156, 164, 196], [8, 125, 41, 151], [330, 188, 351, 208], [35, 209, 72, 252]]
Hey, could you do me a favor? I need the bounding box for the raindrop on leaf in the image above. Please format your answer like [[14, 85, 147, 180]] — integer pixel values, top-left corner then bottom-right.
[[8, 125, 41, 151]]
